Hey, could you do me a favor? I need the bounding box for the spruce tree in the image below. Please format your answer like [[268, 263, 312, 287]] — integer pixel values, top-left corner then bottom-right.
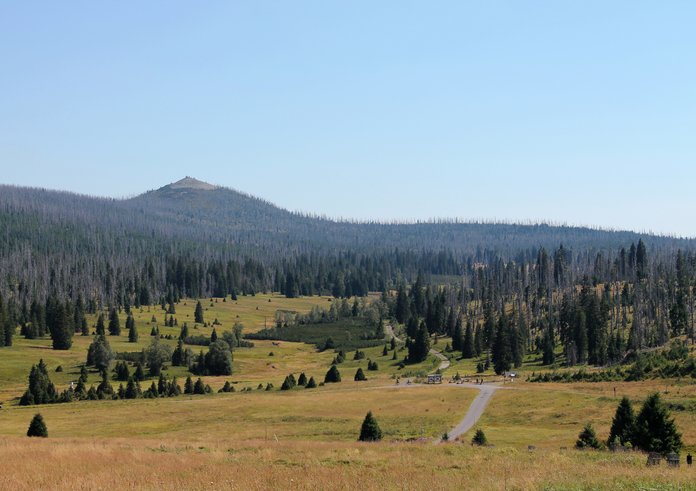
[[108, 307, 120, 336], [576, 423, 601, 449], [408, 322, 430, 363], [179, 323, 189, 340], [157, 373, 167, 395], [306, 376, 317, 388], [324, 365, 341, 383], [542, 327, 555, 365], [27, 413, 48, 437], [134, 362, 145, 381], [95, 313, 105, 336], [86, 335, 114, 371], [19, 360, 57, 405], [128, 316, 138, 343], [452, 316, 464, 352], [210, 328, 218, 342], [297, 372, 308, 386], [281, 376, 294, 390], [193, 377, 206, 394], [184, 376, 194, 394], [462, 322, 475, 359], [194, 301, 204, 324], [608, 396, 636, 446], [491, 314, 512, 375], [472, 429, 487, 446], [354, 367, 367, 381], [125, 376, 139, 399], [358, 411, 382, 441], [47, 300, 73, 350], [634, 393, 682, 454]]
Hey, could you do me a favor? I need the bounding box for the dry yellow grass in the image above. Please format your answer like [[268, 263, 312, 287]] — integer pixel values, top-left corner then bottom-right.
[[0, 437, 693, 490]]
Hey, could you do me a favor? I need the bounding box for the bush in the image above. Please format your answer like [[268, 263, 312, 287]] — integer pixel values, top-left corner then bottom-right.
[[306, 377, 317, 388], [354, 368, 367, 381]]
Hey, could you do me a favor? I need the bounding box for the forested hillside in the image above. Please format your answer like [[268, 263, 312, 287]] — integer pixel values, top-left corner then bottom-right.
[[0, 177, 695, 361]]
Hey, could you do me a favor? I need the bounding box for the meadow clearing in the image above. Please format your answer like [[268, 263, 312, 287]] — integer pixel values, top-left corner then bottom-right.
[[0, 294, 694, 489]]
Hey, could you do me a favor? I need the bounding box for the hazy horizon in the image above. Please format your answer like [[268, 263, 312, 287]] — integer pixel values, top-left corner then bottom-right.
[[2, 2, 695, 236], [3, 176, 693, 240]]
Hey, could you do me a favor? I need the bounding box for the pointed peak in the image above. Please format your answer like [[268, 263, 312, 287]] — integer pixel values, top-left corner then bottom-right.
[[168, 177, 218, 191]]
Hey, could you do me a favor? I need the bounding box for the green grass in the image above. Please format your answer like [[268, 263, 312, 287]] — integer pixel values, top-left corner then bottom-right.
[[247, 317, 385, 351]]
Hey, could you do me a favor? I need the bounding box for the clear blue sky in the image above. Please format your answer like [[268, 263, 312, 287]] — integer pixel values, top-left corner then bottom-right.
[[1, 2, 695, 236]]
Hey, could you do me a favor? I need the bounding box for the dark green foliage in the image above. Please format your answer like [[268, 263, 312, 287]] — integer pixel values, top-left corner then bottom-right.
[[472, 429, 487, 446], [281, 375, 295, 390], [367, 360, 378, 371], [114, 361, 130, 381], [193, 377, 206, 394], [324, 365, 341, 383], [124, 376, 141, 399], [96, 371, 114, 399], [203, 340, 233, 376], [354, 367, 367, 381], [353, 350, 365, 360], [157, 373, 167, 395], [332, 350, 346, 365], [249, 318, 383, 352], [179, 324, 189, 340], [210, 328, 218, 342], [491, 314, 512, 375], [108, 307, 120, 336], [608, 397, 636, 446], [127, 315, 138, 343], [382, 344, 388, 356], [462, 322, 475, 359], [20, 360, 57, 406], [46, 299, 73, 350], [576, 423, 601, 449], [27, 413, 48, 437], [297, 372, 308, 386], [634, 393, 682, 454], [194, 301, 204, 324], [452, 316, 463, 352], [358, 411, 382, 441], [87, 335, 114, 371], [219, 381, 234, 393], [542, 327, 555, 366], [171, 339, 186, 366], [306, 376, 317, 388], [133, 362, 145, 381], [95, 313, 105, 335], [184, 376, 194, 394], [407, 322, 430, 363], [144, 337, 173, 376]]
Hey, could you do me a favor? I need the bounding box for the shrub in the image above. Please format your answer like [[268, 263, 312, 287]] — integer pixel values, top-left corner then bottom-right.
[[306, 377, 317, 388], [354, 368, 367, 381]]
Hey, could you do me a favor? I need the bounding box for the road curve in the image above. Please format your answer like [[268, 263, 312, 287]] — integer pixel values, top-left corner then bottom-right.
[[385, 322, 498, 441], [443, 383, 499, 442]]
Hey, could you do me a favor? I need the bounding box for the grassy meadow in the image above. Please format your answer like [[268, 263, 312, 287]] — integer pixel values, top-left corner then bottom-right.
[[0, 294, 694, 489]]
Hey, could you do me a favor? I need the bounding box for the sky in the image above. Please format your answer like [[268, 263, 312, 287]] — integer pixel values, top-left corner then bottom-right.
[[1, 2, 695, 237]]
